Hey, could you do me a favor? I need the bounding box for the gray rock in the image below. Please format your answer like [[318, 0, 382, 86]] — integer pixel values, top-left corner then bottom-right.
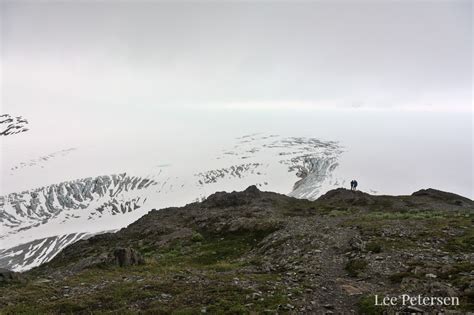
[[349, 236, 366, 251], [405, 305, 424, 312], [113, 248, 145, 267], [0, 268, 21, 283]]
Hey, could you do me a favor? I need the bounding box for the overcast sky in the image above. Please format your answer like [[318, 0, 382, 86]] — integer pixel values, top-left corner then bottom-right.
[[1, 0, 472, 114], [0, 1, 472, 198]]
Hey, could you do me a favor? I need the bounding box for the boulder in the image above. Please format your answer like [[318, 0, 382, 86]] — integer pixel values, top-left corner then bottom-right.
[[113, 248, 145, 267], [204, 185, 261, 208], [340, 284, 363, 295], [0, 268, 21, 283], [349, 235, 366, 251]]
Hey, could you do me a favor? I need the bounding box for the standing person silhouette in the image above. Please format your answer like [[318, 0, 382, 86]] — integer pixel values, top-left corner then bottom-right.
[[350, 180, 355, 191], [353, 180, 358, 191]]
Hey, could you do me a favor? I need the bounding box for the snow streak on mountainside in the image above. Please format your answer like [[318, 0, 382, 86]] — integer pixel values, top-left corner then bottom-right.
[[0, 114, 29, 136], [0, 174, 156, 239], [0, 135, 343, 271], [9, 148, 77, 174], [0, 233, 91, 271]]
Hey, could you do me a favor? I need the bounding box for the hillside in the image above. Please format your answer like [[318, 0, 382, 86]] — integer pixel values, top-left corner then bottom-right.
[[0, 186, 473, 314]]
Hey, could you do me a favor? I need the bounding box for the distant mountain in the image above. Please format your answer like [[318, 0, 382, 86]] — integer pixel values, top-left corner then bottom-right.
[[0, 114, 29, 136], [0, 135, 343, 271]]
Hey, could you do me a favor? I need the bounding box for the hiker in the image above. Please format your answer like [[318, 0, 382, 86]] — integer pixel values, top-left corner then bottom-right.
[[350, 179, 358, 191]]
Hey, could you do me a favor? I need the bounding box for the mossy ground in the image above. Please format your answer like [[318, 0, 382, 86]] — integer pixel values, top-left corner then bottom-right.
[[341, 208, 474, 312], [341, 209, 473, 252], [0, 231, 288, 314]]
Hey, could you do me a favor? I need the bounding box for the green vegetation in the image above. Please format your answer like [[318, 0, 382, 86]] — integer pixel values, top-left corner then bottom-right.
[[444, 228, 474, 252], [345, 259, 368, 277], [388, 272, 413, 284], [358, 295, 386, 315], [341, 209, 474, 253], [358, 210, 452, 221], [328, 209, 350, 217], [275, 198, 317, 216], [365, 241, 382, 253], [190, 232, 204, 243], [0, 230, 288, 314]]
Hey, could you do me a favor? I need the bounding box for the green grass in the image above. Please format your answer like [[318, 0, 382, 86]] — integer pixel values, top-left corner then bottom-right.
[[444, 228, 474, 252], [154, 230, 271, 268], [191, 232, 204, 242], [328, 209, 350, 217], [388, 272, 414, 284], [341, 210, 473, 253], [358, 210, 448, 220], [0, 230, 288, 314], [365, 241, 382, 253], [273, 198, 318, 217], [345, 259, 368, 277], [358, 295, 386, 315]]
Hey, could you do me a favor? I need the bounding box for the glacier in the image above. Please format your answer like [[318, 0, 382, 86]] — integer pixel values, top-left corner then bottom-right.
[[0, 134, 343, 271]]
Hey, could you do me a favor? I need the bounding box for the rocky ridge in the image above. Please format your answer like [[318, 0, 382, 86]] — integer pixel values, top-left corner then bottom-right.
[[0, 186, 472, 314]]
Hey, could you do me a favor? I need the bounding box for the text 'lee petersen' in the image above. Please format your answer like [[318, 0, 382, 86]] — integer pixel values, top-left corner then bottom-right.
[[374, 295, 459, 307]]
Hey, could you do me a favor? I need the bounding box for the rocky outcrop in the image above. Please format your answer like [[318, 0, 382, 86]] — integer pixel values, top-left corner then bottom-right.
[[412, 188, 473, 205], [317, 188, 375, 206], [0, 268, 21, 283], [203, 185, 262, 208], [113, 248, 145, 267]]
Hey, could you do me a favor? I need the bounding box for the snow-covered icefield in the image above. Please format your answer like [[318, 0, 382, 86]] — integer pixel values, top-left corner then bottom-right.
[[3, 108, 471, 196]]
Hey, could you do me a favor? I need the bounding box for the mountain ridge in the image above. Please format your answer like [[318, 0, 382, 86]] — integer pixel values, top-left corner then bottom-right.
[[1, 186, 472, 313]]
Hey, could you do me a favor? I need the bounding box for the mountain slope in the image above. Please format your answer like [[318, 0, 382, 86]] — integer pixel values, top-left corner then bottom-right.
[[0, 114, 29, 136], [0, 187, 472, 313], [0, 233, 92, 271]]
